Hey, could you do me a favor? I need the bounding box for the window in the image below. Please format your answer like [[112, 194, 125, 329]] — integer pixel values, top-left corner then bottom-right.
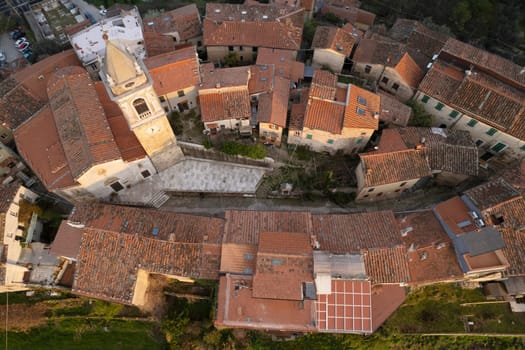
[[306, 134, 312, 140], [327, 139, 334, 144], [239, 55, 244, 62], [392, 83, 399, 91], [364, 65, 371, 74], [356, 138, 363, 144], [381, 76, 389, 84], [467, 119, 478, 127], [177, 101, 189, 111], [377, 192, 383, 197], [449, 110, 459, 118], [521, 145, 525, 151], [295, 131, 301, 136], [239, 46, 244, 51], [400, 182, 407, 187], [421, 95, 430, 103], [252, 47, 257, 53], [159, 96, 166, 103], [357, 96, 367, 105], [177, 90, 185, 97], [228, 46, 234, 51], [197, 41, 202, 47], [491, 142, 507, 153], [368, 188, 374, 192], [0, 133, 7, 139], [475, 139, 484, 147], [133, 98, 150, 119], [141, 170, 151, 178], [110, 181, 124, 192], [486, 128, 497, 136], [363, 195, 369, 198], [356, 107, 365, 115], [435, 102, 444, 111]]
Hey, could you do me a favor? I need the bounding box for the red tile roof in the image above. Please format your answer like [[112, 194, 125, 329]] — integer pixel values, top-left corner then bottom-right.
[[377, 91, 411, 127], [47, 66, 121, 178], [143, 32, 177, 57], [74, 228, 221, 304], [304, 98, 345, 134], [94, 82, 146, 162], [363, 246, 410, 284], [256, 77, 290, 127], [313, 211, 402, 253], [199, 89, 251, 123], [289, 88, 309, 131], [14, 106, 76, 191], [142, 4, 201, 42], [310, 70, 337, 99], [220, 243, 257, 274], [359, 149, 431, 187], [216, 274, 317, 332], [203, 4, 304, 50], [312, 26, 356, 57], [50, 221, 83, 259], [69, 202, 224, 244], [144, 46, 200, 95], [248, 65, 274, 94], [465, 179, 520, 212], [0, 182, 22, 213], [394, 53, 424, 88], [224, 210, 313, 245], [344, 84, 380, 130], [200, 65, 251, 89], [320, 5, 375, 27], [433, 196, 478, 235], [370, 284, 406, 330], [256, 47, 304, 83]]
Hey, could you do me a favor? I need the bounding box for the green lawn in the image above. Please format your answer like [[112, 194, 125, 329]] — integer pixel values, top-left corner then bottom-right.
[[0, 319, 163, 350]]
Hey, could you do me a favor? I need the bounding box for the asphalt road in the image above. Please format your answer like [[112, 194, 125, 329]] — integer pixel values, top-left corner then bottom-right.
[[0, 32, 22, 63]]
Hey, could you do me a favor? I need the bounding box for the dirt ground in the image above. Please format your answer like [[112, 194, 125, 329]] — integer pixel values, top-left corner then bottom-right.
[[0, 303, 48, 331], [140, 274, 172, 320]]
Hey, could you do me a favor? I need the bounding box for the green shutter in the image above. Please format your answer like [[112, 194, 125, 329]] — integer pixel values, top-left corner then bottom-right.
[[449, 110, 459, 118], [486, 128, 497, 136], [435, 102, 444, 111], [327, 139, 334, 144], [306, 134, 312, 140], [421, 95, 430, 103], [356, 138, 363, 144], [491, 142, 506, 153], [520, 145, 525, 151], [467, 119, 478, 127]]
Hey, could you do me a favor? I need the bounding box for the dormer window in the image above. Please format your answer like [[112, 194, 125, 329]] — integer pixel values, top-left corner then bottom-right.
[[357, 96, 366, 105], [356, 107, 365, 116], [133, 98, 151, 119], [125, 82, 135, 88]]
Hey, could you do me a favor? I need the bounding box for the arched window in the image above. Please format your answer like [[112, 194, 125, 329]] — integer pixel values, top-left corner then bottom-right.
[[133, 98, 151, 119]]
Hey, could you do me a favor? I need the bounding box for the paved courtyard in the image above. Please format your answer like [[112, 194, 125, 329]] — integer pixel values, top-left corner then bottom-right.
[[116, 158, 268, 206]]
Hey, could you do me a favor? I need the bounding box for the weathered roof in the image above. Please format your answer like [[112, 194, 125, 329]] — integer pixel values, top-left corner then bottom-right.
[[313, 211, 402, 253], [14, 106, 77, 191], [320, 5, 375, 27], [359, 149, 432, 187], [344, 84, 380, 130], [0, 183, 21, 213], [144, 46, 200, 95], [142, 4, 201, 41], [224, 210, 313, 245], [203, 3, 304, 50], [256, 77, 290, 127], [303, 98, 345, 134], [313, 251, 366, 279], [457, 227, 506, 257], [50, 221, 83, 259], [464, 179, 520, 212], [199, 89, 251, 123], [47, 66, 121, 178], [377, 91, 411, 127], [74, 228, 221, 304], [200, 65, 251, 90], [143, 32, 177, 57], [363, 246, 410, 284], [256, 47, 304, 83], [312, 26, 356, 57]]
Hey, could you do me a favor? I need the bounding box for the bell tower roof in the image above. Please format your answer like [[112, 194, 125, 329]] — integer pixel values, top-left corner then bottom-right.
[[103, 40, 148, 96]]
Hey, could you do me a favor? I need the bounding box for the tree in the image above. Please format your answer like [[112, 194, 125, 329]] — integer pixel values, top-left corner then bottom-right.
[[223, 52, 239, 67], [407, 100, 433, 127], [302, 19, 318, 46]]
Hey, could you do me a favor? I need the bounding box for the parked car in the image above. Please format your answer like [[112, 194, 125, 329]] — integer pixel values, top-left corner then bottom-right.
[[22, 50, 32, 60], [10, 29, 25, 40], [17, 42, 30, 52], [99, 6, 107, 16], [15, 38, 29, 48], [0, 51, 6, 66]]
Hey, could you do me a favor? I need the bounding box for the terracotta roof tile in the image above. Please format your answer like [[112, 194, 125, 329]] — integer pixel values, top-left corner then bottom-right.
[[363, 246, 410, 284], [143, 32, 177, 57], [224, 210, 313, 245], [220, 243, 257, 274], [256, 47, 304, 83], [397, 127, 478, 176], [199, 89, 251, 123], [417, 60, 464, 101], [0, 82, 44, 130], [353, 36, 405, 66], [248, 65, 274, 94], [74, 228, 221, 304], [144, 46, 200, 95], [441, 38, 525, 89], [69, 202, 224, 244], [94, 82, 146, 162], [312, 26, 356, 57], [467, 178, 522, 213], [304, 98, 345, 134], [0, 183, 21, 213], [500, 227, 525, 277], [310, 70, 337, 99], [374, 128, 408, 153], [253, 232, 313, 300], [359, 149, 432, 187], [256, 77, 290, 127], [313, 211, 402, 252], [47, 67, 120, 178], [14, 106, 76, 191], [200, 65, 250, 89], [377, 91, 411, 127], [203, 4, 304, 50], [394, 53, 424, 88], [320, 5, 375, 27], [142, 4, 201, 41], [344, 84, 380, 129], [289, 88, 309, 131], [50, 221, 83, 259]]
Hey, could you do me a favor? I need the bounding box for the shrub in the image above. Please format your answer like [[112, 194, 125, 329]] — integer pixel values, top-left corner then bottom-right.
[[220, 141, 267, 159], [168, 111, 184, 135]]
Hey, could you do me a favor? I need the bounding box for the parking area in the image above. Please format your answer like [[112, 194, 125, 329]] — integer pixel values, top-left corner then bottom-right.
[[0, 32, 22, 63]]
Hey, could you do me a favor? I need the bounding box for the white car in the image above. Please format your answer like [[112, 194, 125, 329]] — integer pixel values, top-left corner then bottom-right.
[[99, 7, 107, 16], [15, 38, 29, 48]]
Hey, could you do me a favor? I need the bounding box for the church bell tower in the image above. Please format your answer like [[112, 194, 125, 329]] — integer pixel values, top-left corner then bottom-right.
[[100, 40, 183, 172]]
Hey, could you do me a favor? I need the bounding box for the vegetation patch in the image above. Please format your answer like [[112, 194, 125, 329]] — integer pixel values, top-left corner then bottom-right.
[[220, 141, 267, 159]]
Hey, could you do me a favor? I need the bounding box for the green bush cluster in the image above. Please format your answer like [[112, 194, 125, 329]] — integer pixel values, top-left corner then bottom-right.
[[220, 141, 267, 159]]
